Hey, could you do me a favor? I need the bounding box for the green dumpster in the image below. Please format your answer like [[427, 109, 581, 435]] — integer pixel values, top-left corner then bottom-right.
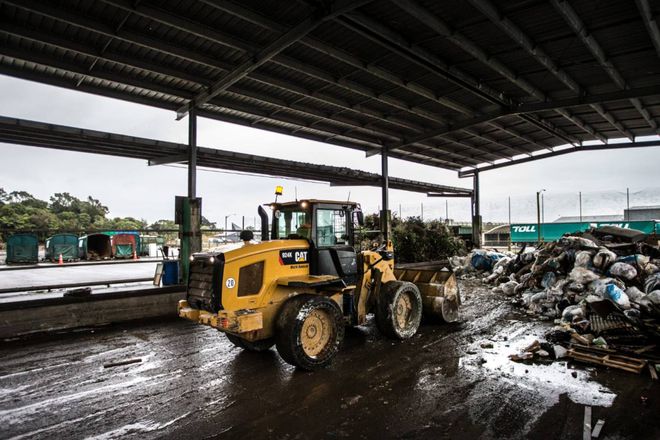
[[45, 233, 79, 262], [6, 233, 39, 264]]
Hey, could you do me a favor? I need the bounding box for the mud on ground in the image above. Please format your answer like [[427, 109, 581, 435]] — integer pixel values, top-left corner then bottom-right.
[[1, 280, 658, 439]]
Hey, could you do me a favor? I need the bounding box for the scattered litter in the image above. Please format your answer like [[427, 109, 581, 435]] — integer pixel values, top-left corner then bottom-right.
[[553, 345, 568, 359], [508, 352, 534, 362]]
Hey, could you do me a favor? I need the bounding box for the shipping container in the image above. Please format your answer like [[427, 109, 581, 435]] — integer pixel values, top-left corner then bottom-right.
[[510, 221, 657, 243]]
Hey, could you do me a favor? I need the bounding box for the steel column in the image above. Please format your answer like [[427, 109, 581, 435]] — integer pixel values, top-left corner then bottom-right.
[[188, 107, 197, 198], [472, 171, 481, 248], [181, 107, 201, 283], [381, 146, 391, 241]]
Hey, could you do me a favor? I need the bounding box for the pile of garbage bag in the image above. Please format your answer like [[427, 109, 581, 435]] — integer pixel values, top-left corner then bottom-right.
[[459, 225, 660, 376]]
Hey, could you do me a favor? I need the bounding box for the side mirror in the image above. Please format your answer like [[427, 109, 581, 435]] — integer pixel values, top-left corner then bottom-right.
[[354, 210, 364, 227]]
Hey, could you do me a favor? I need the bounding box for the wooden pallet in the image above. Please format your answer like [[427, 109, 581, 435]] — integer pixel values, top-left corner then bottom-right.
[[567, 345, 647, 374]]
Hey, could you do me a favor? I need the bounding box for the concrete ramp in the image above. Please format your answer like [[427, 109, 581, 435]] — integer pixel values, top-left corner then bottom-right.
[[0, 287, 185, 339]]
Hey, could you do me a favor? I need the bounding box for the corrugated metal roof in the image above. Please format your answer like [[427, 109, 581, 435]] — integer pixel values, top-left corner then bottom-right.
[[0, 115, 472, 195], [0, 0, 658, 172]]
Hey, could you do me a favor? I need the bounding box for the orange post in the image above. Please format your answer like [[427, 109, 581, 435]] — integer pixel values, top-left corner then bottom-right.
[[133, 249, 138, 260], [58, 254, 63, 265]]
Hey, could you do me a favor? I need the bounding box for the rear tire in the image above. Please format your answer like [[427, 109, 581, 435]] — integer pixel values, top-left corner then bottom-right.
[[225, 333, 274, 352], [275, 295, 344, 371], [375, 281, 423, 339]]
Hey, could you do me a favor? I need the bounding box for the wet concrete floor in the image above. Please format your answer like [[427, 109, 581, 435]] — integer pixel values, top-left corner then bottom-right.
[[1, 280, 658, 439]]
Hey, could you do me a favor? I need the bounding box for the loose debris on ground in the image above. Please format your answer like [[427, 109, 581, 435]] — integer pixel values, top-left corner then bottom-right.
[[453, 225, 660, 380]]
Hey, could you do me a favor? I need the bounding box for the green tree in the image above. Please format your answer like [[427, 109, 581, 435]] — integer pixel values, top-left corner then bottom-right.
[[149, 219, 177, 230], [49, 192, 81, 214], [80, 196, 109, 224], [8, 191, 47, 209], [107, 217, 147, 230]]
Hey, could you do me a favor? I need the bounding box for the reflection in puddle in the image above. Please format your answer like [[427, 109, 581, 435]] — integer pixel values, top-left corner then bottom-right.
[[463, 327, 616, 408]]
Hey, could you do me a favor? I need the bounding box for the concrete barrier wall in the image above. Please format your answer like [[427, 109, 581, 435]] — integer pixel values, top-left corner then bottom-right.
[[0, 287, 185, 339]]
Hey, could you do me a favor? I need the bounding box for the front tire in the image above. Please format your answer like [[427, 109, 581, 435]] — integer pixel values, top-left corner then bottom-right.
[[275, 295, 344, 371], [375, 281, 423, 339], [225, 333, 274, 352]]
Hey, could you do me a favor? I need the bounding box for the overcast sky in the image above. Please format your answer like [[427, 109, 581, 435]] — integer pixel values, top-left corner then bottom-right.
[[1, 75, 659, 227]]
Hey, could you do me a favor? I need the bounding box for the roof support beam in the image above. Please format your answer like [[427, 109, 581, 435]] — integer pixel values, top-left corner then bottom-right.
[[339, 12, 508, 108], [201, 0, 536, 147], [175, 0, 374, 118], [0, 17, 494, 166], [392, 0, 608, 143], [148, 153, 188, 166], [392, 0, 544, 99], [0, 47, 394, 149], [12, 0, 450, 137], [0, 24, 421, 143], [92, 0, 500, 161], [637, 0, 660, 57], [466, 0, 632, 140], [92, 0, 545, 163], [0, 115, 472, 194], [341, 9, 578, 153], [205, 0, 557, 155], [427, 193, 472, 198], [394, 84, 660, 147], [458, 140, 660, 176], [552, 0, 660, 134], [0, 60, 465, 168]]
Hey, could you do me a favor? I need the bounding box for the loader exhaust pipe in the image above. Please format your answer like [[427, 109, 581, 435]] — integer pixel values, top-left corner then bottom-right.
[[258, 205, 270, 242]]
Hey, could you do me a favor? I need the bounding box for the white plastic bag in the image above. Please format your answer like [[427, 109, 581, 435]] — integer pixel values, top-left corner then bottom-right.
[[626, 286, 645, 302], [609, 262, 637, 280], [593, 248, 617, 270], [647, 290, 660, 305], [569, 267, 600, 284], [500, 280, 519, 297], [574, 251, 593, 268]]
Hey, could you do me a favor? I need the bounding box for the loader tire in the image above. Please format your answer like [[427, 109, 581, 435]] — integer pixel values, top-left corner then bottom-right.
[[225, 333, 274, 352], [375, 281, 423, 340], [275, 295, 344, 371]]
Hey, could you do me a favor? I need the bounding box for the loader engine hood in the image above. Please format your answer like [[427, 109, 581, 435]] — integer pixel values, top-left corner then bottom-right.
[[187, 251, 224, 313]]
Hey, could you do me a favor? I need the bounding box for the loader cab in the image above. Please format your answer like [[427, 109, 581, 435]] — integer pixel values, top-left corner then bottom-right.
[[268, 200, 362, 284]]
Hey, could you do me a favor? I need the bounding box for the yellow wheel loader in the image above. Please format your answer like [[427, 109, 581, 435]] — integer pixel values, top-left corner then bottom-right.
[[178, 199, 459, 370]]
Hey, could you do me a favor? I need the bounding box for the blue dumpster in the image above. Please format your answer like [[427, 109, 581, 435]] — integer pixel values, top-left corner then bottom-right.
[[162, 260, 179, 285]]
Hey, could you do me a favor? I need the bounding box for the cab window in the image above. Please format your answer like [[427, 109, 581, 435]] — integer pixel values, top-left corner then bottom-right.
[[316, 209, 348, 247], [276, 208, 311, 239]]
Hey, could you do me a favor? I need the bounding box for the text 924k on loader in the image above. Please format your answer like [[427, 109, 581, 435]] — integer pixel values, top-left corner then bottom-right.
[[178, 198, 460, 370]]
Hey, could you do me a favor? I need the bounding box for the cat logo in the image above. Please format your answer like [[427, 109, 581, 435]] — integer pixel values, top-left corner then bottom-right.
[[279, 249, 309, 265]]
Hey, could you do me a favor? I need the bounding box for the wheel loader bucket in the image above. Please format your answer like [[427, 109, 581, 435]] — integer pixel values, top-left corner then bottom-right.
[[394, 260, 460, 323]]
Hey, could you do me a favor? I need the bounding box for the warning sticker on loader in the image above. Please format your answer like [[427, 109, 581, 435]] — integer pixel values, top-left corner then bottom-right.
[[279, 249, 308, 265]]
